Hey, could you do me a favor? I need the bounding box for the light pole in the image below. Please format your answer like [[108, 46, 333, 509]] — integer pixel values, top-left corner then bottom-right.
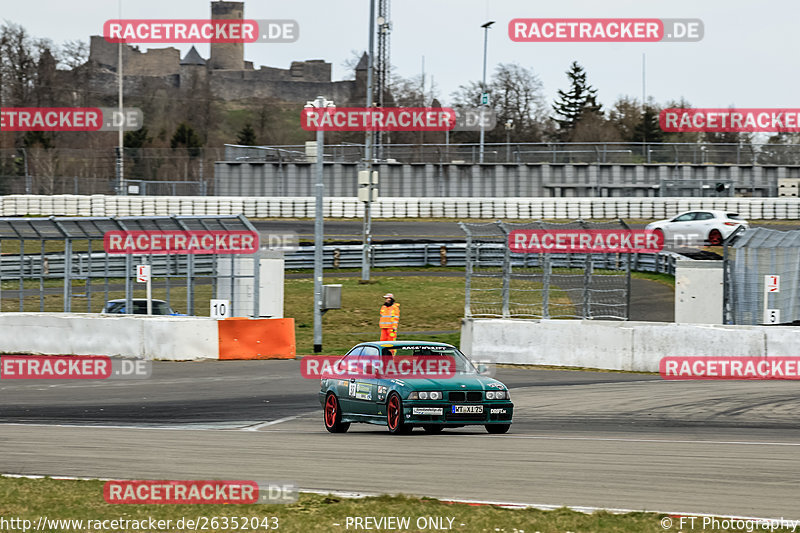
[[479, 20, 495, 164], [117, 0, 125, 195], [505, 119, 513, 161], [361, 0, 376, 283], [306, 96, 335, 353]]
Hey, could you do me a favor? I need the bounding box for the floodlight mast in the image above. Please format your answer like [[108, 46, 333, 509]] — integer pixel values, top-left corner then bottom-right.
[[479, 20, 495, 164], [306, 96, 335, 352]]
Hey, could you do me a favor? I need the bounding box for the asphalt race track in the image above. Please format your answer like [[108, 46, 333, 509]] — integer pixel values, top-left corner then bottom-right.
[[253, 219, 800, 243], [2, 360, 800, 519]]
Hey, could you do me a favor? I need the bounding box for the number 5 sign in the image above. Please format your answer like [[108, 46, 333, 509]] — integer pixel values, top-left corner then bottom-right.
[[210, 299, 230, 319]]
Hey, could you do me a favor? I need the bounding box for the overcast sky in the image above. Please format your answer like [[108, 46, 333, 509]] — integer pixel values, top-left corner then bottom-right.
[[6, 0, 800, 109]]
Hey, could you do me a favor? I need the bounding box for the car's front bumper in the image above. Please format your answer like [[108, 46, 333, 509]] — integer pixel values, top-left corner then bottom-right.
[[402, 401, 514, 425]]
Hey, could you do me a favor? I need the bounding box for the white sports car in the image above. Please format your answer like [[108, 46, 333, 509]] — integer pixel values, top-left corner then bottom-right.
[[645, 210, 749, 246]]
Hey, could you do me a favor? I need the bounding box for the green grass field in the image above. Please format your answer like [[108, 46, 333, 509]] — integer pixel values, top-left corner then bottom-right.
[[2, 476, 781, 533]]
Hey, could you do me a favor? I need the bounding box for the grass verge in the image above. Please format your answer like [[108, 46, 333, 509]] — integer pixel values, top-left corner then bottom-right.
[[1, 476, 780, 533]]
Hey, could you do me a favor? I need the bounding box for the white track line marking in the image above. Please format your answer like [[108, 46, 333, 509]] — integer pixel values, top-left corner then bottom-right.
[[241, 412, 316, 431], [448, 433, 800, 447]]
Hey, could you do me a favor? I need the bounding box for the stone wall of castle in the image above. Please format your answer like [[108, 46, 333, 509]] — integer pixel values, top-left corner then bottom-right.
[[89, 36, 181, 77]]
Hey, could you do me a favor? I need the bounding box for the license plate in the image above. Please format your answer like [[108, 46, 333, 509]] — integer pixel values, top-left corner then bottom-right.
[[452, 405, 483, 414]]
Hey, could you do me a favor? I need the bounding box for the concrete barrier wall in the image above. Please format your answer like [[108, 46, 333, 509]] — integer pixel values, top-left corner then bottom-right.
[[2, 194, 800, 219], [214, 161, 788, 198], [0, 313, 219, 360], [460, 318, 800, 372]]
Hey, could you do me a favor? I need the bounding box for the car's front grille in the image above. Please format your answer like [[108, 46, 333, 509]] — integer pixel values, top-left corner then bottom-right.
[[448, 391, 483, 402], [446, 412, 485, 421]]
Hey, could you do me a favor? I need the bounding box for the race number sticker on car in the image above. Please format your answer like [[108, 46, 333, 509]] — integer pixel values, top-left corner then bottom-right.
[[452, 405, 484, 414], [354, 383, 372, 400], [348, 381, 357, 397]]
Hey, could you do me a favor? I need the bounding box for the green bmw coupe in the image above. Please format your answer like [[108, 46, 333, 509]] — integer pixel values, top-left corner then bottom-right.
[[318, 341, 513, 434]]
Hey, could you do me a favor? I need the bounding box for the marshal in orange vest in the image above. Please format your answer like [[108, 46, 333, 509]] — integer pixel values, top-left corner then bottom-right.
[[379, 293, 400, 341]]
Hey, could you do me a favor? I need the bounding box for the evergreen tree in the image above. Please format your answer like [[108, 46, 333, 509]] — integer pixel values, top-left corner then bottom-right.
[[634, 105, 664, 144], [170, 123, 202, 157], [124, 127, 152, 178], [551, 61, 602, 140], [236, 123, 257, 145]]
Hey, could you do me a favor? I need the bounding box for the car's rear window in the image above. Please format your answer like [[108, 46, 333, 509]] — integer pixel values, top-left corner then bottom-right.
[[726, 213, 743, 220]]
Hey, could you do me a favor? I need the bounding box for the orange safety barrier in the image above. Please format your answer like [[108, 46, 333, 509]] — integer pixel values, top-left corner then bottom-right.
[[218, 317, 296, 360]]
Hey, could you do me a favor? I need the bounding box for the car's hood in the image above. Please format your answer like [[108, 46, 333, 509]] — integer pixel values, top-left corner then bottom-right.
[[646, 219, 670, 228], [387, 374, 505, 391]]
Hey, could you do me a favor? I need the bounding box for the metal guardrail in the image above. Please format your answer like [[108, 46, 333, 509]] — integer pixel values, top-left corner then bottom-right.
[[225, 141, 794, 166], [0, 244, 681, 279]]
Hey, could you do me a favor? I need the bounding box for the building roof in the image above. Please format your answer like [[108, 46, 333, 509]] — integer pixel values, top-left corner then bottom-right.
[[180, 46, 206, 66], [355, 52, 369, 71]]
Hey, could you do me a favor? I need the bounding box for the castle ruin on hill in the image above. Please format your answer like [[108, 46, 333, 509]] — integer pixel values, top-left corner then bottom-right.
[[81, 1, 368, 105]]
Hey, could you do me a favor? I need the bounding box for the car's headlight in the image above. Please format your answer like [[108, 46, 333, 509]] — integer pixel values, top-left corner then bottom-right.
[[408, 391, 442, 400], [486, 390, 509, 400]]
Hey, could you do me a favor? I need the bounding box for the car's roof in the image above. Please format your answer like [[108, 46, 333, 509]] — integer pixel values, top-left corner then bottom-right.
[[675, 209, 741, 216], [105, 298, 168, 304]]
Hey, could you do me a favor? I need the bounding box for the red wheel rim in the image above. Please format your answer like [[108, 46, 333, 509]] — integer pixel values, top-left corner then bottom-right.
[[709, 231, 722, 245], [387, 396, 400, 430], [325, 395, 337, 427]]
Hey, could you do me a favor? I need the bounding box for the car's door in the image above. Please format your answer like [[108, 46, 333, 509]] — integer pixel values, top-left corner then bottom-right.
[[336, 346, 363, 413], [347, 345, 381, 417], [664, 211, 698, 240], [693, 211, 716, 238]]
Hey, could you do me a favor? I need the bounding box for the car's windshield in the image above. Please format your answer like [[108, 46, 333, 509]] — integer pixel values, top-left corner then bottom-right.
[[105, 301, 173, 315], [379, 345, 479, 374]]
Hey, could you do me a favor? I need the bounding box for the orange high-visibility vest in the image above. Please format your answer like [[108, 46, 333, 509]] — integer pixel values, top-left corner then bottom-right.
[[379, 303, 400, 329]]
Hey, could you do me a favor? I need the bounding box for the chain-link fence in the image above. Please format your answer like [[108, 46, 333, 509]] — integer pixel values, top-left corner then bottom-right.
[[0, 215, 261, 317], [461, 220, 632, 320], [725, 227, 800, 325], [0, 148, 220, 196]]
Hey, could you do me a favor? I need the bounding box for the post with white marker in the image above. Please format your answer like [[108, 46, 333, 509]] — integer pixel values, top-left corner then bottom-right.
[[137, 264, 152, 315], [764, 274, 780, 324]]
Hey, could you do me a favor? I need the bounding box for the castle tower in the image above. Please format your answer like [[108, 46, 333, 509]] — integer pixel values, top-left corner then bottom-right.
[[209, 1, 245, 70]]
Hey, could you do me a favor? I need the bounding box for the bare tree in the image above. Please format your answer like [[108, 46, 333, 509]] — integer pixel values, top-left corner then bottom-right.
[[58, 39, 89, 70], [450, 63, 549, 142]]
